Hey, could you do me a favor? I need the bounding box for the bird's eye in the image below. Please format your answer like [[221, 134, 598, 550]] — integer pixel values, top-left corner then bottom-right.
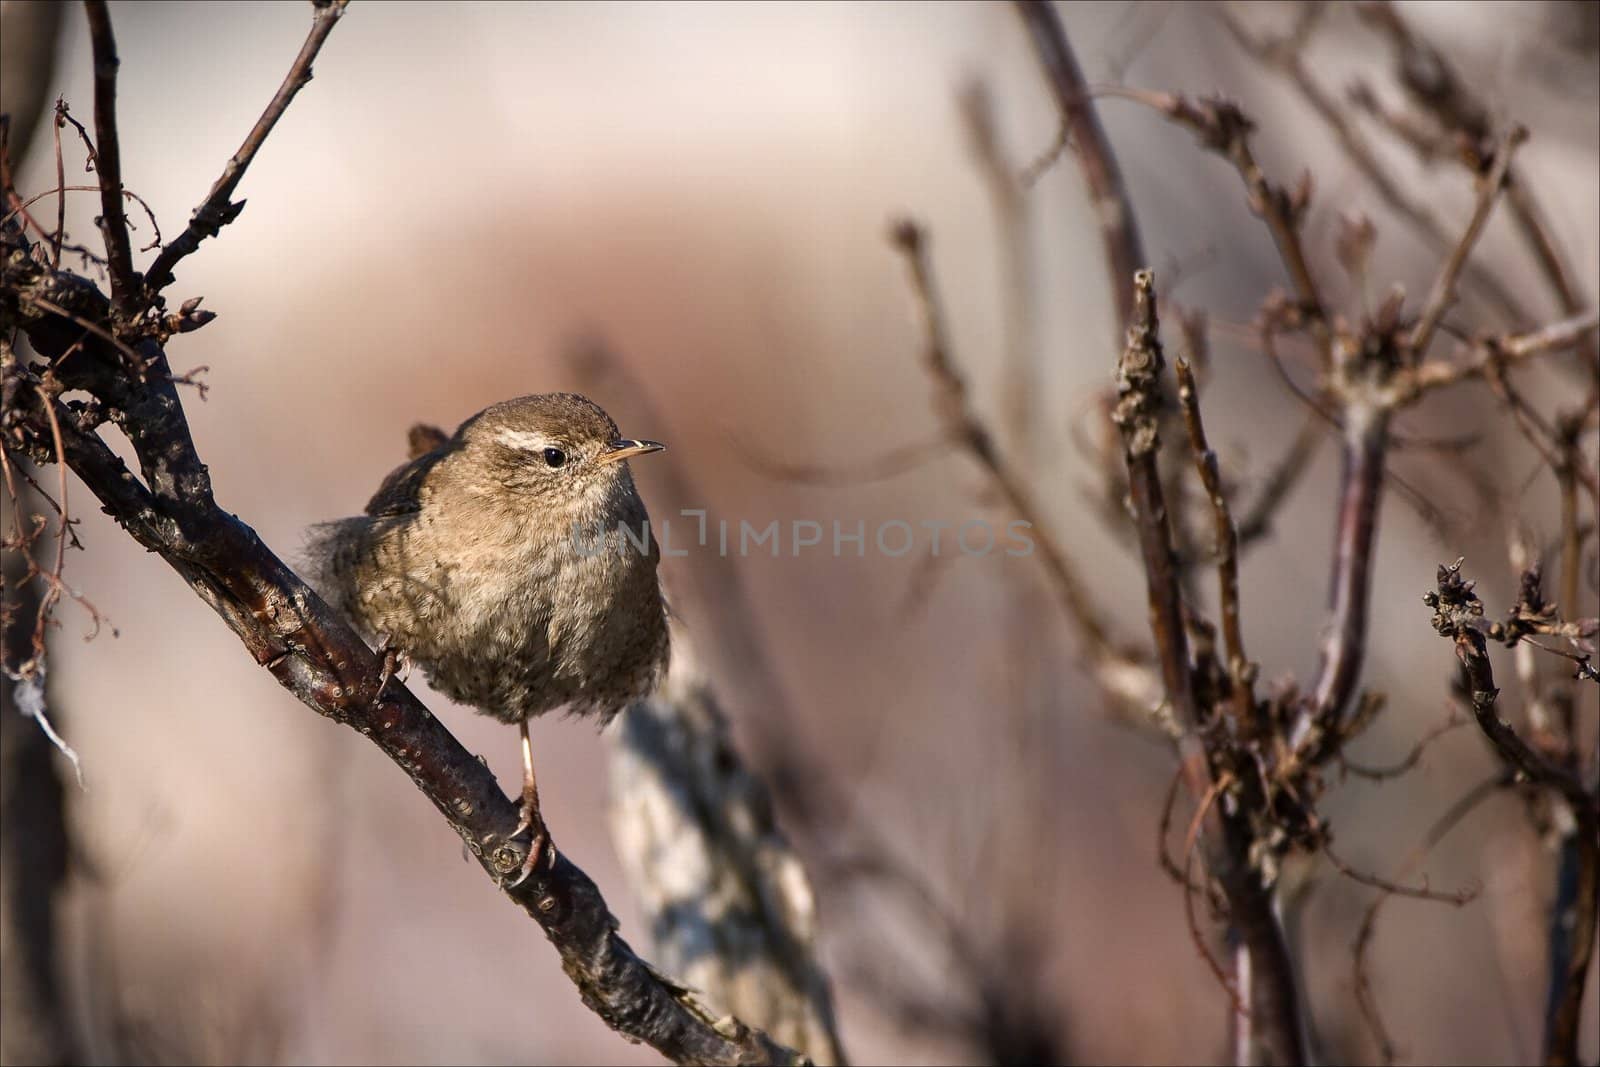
[[542, 447, 567, 469]]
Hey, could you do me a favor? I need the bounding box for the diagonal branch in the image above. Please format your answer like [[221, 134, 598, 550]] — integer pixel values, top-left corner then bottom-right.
[[141, 0, 349, 295], [1407, 126, 1524, 359], [1012, 0, 1146, 334]]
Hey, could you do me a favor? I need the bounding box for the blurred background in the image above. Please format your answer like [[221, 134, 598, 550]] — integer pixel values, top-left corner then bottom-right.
[[2, 1, 1596, 1064]]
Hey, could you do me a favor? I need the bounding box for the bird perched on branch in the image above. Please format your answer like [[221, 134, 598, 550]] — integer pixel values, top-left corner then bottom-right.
[[306, 393, 670, 881]]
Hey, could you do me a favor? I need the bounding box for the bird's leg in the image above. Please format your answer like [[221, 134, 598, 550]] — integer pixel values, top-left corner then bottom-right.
[[372, 634, 413, 701], [508, 716, 548, 887]]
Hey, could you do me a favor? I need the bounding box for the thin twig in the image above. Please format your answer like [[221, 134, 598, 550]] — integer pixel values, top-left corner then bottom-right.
[[141, 0, 349, 294], [1174, 356, 1256, 728], [889, 219, 1111, 654], [52, 100, 65, 269], [1097, 87, 1332, 367], [1339, 708, 1467, 780], [1323, 842, 1478, 905], [1352, 772, 1510, 1065], [1181, 778, 1242, 1011], [1215, 4, 1525, 329], [1012, 0, 1147, 335], [1408, 126, 1525, 359]]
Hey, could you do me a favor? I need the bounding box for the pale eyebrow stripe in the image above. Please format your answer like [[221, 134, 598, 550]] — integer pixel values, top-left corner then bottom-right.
[[495, 428, 551, 451]]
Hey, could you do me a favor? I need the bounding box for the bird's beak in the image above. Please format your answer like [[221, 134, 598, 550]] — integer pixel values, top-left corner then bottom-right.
[[599, 438, 666, 464]]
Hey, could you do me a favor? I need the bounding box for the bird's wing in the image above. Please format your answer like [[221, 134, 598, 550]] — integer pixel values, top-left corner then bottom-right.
[[365, 422, 460, 517], [364, 448, 445, 517]]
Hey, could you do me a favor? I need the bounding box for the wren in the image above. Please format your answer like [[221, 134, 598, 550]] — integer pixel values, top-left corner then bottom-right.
[[306, 393, 670, 880]]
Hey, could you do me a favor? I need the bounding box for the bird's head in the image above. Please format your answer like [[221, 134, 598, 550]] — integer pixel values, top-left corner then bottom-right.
[[455, 393, 664, 516]]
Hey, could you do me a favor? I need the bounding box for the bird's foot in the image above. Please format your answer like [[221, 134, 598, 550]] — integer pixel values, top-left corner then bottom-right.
[[373, 638, 413, 701], [505, 785, 549, 889]]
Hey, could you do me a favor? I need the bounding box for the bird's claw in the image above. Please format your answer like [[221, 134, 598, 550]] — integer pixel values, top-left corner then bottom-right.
[[505, 788, 549, 888], [373, 639, 413, 702], [505, 827, 548, 889]]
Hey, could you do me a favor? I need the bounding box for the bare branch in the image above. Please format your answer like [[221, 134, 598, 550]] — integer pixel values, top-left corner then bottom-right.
[[141, 0, 349, 295], [1215, 3, 1526, 328], [1425, 560, 1597, 818], [1012, 0, 1147, 334], [1112, 270, 1306, 1066], [1408, 126, 1525, 359], [1352, 772, 1510, 1065], [1412, 310, 1600, 393], [1174, 355, 1256, 727], [1097, 88, 1330, 365], [81, 1, 138, 318], [888, 219, 1112, 655]]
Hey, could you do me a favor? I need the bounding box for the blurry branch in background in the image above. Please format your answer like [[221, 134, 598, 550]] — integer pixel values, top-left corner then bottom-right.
[[1348, 0, 1598, 375], [610, 632, 847, 1066], [887, 219, 1173, 738], [1348, 768, 1513, 1065], [1213, 0, 1526, 329], [958, 79, 1041, 475], [0, 4, 806, 1064], [1013, 0, 1145, 337]]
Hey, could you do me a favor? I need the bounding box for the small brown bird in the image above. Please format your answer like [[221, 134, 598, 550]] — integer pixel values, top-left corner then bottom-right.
[[306, 393, 670, 879]]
